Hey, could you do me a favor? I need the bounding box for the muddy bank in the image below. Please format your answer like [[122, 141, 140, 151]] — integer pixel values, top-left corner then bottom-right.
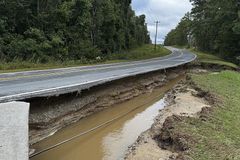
[[125, 78, 212, 160], [30, 84, 174, 160], [29, 67, 185, 145], [187, 61, 238, 72]]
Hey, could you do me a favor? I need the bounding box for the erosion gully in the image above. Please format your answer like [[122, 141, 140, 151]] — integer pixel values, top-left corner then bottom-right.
[[31, 76, 183, 160]]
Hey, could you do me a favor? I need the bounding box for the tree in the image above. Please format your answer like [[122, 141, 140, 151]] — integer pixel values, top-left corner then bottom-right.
[[164, 13, 192, 46], [165, 0, 240, 63], [0, 0, 150, 63]]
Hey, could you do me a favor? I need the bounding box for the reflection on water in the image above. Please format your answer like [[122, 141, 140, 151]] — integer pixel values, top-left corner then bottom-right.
[[31, 77, 182, 160], [102, 99, 164, 160]]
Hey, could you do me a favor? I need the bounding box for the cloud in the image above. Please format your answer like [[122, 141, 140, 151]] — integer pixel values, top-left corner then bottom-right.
[[132, 0, 192, 44]]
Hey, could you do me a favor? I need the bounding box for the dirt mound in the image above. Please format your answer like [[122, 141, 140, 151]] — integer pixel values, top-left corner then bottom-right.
[[155, 115, 191, 153], [199, 107, 214, 121], [125, 77, 215, 160]]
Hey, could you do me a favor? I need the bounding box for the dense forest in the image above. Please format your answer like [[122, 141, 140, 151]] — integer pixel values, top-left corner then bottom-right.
[[0, 0, 150, 63], [164, 0, 240, 64]]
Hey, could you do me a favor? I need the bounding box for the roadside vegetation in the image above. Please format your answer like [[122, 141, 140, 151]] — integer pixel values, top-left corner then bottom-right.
[[0, 44, 170, 73], [109, 44, 170, 61], [162, 1, 239, 157], [164, 0, 240, 65], [171, 45, 239, 69], [191, 49, 239, 69], [171, 71, 240, 159], [0, 0, 151, 71]]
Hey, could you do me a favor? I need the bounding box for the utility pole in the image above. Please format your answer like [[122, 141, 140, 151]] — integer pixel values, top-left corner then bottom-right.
[[154, 21, 160, 50]]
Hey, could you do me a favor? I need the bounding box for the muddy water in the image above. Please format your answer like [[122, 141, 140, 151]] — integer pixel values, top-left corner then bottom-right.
[[31, 77, 182, 160]]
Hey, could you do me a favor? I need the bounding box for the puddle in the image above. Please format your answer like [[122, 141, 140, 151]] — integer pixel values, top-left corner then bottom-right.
[[31, 77, 182, 160]]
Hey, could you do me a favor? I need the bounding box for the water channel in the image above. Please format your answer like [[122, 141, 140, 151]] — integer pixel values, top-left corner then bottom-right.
[[31, 76, 182, 160]]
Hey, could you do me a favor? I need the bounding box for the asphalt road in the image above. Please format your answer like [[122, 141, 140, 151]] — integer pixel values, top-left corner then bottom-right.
[[0, 47, 196, 103]]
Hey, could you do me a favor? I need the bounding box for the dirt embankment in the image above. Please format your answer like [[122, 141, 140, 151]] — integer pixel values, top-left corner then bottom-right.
[[125, 77, 214, 160], [29, 67, 185, 145]]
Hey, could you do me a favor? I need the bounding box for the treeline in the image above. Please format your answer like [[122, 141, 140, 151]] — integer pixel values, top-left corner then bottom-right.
[[164, 0, 240, 63], [0, 0, 150, 63]]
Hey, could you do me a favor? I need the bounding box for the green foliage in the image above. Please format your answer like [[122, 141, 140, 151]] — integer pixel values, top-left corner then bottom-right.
[[109, 44, 170, 60], [164, 0, 240, 64], [164, 13, 192, 47], [0, 0, 150, 64], [190, 49, 239, 68], [174, 71, 240, 159], [0, 45, 170, 73]]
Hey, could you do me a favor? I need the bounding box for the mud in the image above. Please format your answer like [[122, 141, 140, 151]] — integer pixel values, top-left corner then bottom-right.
[[29, 67, 185, 145], [28, 60, 233, 157], [187, 61, 239, 72], [30, 83, 176, 160], [125, 80, 212, 160]]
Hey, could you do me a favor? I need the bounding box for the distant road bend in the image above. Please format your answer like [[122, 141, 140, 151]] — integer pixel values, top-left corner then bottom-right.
[[0, 47, 196, 103]]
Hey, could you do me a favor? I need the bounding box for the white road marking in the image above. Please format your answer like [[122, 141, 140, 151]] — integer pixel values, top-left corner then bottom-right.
[[0, 50, 182, 78], [0, 49, 196, 102], [0, 51, 183, 82]]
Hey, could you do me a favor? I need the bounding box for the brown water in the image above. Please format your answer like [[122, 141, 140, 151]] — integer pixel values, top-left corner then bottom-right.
[[31, 77, 182, 160]]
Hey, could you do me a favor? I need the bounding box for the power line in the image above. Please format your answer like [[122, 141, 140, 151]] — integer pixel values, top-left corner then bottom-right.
[[29, 94, 163, 158]]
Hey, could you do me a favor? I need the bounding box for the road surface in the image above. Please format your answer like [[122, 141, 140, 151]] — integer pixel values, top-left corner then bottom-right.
[[0, 47, 196, 103]]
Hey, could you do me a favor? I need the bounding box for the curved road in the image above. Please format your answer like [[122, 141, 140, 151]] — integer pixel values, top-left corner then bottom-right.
[[0, 47, 196, 103]]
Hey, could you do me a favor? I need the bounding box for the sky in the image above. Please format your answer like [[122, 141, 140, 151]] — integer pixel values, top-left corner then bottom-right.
[[132, 0, 192, 44]]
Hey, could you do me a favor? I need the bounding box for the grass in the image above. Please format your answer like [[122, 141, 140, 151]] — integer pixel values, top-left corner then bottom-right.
[[171, 45, 238, 69], [190, 49, 238, 69], [0, 44, 170, 73], [174, 71, 240, 160], [172, 45, 188, 49], [109, 44, 170, 61]]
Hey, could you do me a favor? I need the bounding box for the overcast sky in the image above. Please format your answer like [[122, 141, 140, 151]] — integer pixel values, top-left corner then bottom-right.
[[132, 0, 192, 44]]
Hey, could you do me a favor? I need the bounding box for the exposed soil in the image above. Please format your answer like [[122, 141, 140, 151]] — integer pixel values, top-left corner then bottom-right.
[[125, 79, 212, 160], [29, 67, 185, 145], [187, 61, 239, 72], [28, 62, 232, 155]]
